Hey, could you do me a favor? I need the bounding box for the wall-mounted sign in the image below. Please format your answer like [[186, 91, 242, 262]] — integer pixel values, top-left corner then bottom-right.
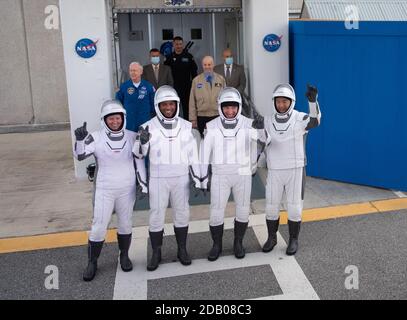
[[164, 0, 193, 6], [263, 34, 283, 52], [75, 38, 98, 59]]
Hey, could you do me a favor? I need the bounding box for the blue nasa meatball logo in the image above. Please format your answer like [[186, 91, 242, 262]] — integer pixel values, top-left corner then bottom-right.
[[75, 38, 98, 59], [263, 34, 283, 52]]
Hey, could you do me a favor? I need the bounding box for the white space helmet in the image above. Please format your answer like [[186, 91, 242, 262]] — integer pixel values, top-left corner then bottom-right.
[[272, 83, 296, 117], [217, 87, 242, 124], [154, 85, 180, 124], [100, 99, 126, 134]]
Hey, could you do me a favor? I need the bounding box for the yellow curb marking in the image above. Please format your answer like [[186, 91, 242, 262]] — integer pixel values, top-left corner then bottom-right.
[[1, 198, 407, 254]]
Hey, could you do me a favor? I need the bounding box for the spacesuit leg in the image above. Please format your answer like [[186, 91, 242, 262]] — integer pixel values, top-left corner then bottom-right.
[[231, 175, 251, 259], [285, 167, 304, 222], [89, 188, 116, 242], [84, 188, 115, 281], [114, 186, 136, 271], [149, 177, 170, 232], [285, 167, 305, 255], [170, 175, 190, 229], [233, 175, 252, 223], [265, 169, 285, 221], [209, 174, 232, 227], [170, 175, 192, 265]]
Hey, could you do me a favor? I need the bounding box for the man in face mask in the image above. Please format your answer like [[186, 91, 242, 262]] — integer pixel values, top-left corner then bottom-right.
[[189, 55, 226, 136], [214, 49, 248, 116], [143, 48, 174, 90]]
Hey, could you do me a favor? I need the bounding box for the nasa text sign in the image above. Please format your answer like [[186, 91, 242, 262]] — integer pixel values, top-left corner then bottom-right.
[[263, 34, 283, 52], [75, 38, 98, 59]]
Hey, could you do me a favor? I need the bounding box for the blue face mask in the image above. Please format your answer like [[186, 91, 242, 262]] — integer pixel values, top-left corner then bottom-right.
[[151, 56, 160, 65], [225, 57, 233, 65]]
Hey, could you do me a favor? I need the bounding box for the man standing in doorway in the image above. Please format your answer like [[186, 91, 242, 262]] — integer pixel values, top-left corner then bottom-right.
[[143, 48, 174, 89], [164, 36, 198, 120], [115, 62, 155, 132], [214, 48, 248, 116]]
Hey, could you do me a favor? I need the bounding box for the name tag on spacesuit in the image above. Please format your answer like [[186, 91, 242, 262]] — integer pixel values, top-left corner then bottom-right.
[[182, 58, 189, 63]]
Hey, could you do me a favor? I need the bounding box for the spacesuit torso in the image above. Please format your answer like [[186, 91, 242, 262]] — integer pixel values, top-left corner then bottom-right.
[[264, 102, 321, 170], [202, 115, 261, 176], [133, 117, 199, 178], [75, 129, 137, 189]]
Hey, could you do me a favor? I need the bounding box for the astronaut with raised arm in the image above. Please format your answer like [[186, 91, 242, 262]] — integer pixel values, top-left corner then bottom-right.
[[74, 100, 146, 281], [200, 87, 270, 261], [262, 84, 321, 256], [133, 85, 201, 271]]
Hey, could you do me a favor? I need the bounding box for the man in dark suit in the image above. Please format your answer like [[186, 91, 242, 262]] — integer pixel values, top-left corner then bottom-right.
[[214, 48, 249, 116], [143, 48, 174, 90]]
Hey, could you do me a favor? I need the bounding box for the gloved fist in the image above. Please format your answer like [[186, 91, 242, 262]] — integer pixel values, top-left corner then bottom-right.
[[75, 122, 88, 141], [305, 84, 318, 103], [252, 115, 264, 129], [138, 125, 151, 145]]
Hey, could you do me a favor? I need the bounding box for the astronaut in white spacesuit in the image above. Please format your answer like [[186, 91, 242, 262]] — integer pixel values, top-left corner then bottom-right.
[[200, 87, 270, 261], [133, 85, 201, 271], [74, 100, 145, 281], [262, 83, 321, 255]]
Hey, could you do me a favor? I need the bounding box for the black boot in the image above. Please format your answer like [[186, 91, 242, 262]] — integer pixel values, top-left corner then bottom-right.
[[262, 218, 279, 252], [147, 230, 163, 271], [233, 220, 248, 259], [117, 233, 133, 272], [208, 224, 223, 261], [286, 220, 301, 255], [83, 240, 104, 281], [174, 226, 192, 266]]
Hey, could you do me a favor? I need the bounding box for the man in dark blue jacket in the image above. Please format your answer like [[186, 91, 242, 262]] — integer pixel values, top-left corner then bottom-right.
[[116, 62, 155, 132]]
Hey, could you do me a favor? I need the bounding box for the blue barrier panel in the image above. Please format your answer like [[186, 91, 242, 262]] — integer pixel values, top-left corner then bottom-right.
[[289, 21, 407, 191]]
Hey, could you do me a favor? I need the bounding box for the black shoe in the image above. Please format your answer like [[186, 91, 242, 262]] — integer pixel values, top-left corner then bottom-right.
[[174, 226, 191, 266], [208, 224, 224, 261], [286, 220, 301, 255], [117, 233, 133, 272], [83, 240, 104, 281], [147, 230, 163, 271], [262, 218, 279, 252], [233, 220, 248, 259]]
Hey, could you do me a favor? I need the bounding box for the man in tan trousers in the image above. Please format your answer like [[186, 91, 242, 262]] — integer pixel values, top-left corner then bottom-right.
[[189, 56, 226, 136]]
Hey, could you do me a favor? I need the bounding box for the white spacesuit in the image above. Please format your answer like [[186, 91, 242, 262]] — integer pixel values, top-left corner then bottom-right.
[[74, 99, 144, 281], [200, 87, 270, 261], [133, 85, 200, 271], [263, 83, 321, 255]]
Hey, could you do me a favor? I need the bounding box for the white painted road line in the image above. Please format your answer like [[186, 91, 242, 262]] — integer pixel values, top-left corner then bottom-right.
[[113, 235, 148, 300], [393, 191, 407, 198], [252, 225, 319, 300], [113, 214, 319, 300]]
